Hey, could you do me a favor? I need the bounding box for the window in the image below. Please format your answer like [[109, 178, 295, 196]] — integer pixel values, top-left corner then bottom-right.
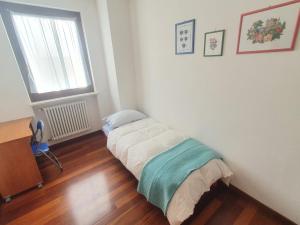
[[0, 2, 94, 102]]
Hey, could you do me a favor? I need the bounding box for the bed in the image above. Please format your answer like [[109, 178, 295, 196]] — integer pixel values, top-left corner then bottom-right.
[[105, 115, 233, 225]]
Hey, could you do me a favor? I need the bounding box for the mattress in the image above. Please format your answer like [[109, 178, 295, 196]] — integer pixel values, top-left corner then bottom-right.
[[107, 118, 233, 225]]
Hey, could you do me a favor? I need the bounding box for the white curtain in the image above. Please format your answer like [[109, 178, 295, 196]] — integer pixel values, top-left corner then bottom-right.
[[12, 14, 90, 94]]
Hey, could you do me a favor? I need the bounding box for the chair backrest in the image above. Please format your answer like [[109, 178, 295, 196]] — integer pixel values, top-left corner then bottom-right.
[[36, 120, 45, 132], [31, 120, 45, 145]]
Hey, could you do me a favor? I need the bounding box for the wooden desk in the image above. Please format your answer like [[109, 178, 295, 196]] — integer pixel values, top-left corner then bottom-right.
[[0, 118, 43, 202]]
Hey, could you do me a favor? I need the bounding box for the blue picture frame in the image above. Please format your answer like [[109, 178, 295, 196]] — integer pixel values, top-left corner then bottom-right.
[[175, 19, 195, 55]]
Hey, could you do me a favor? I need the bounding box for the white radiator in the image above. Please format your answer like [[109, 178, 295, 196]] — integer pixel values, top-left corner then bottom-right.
[[43, 101, 91, 141]]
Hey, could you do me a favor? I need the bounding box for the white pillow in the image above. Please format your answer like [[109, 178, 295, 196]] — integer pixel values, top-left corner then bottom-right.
[[103, 110, 147, 129]]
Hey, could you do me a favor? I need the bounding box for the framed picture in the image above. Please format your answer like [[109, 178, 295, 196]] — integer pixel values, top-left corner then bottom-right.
[[204, 30, 225, 56], [237, 0, 300, 54], [175, 19, 195, 55]]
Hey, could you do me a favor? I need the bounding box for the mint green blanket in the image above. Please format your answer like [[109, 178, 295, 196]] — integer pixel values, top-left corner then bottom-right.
[[137, 138, 221, 214]]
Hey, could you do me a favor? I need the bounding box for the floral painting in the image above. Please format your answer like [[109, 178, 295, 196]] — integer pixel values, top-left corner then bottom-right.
[[204, 30, 225, 57], [247, 18, 286, 44], [237, 1, 300, 54], [209, 38, 218, 50]]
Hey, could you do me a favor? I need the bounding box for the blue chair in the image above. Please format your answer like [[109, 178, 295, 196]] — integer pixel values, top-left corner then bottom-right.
[[31, 120, 63, 172]]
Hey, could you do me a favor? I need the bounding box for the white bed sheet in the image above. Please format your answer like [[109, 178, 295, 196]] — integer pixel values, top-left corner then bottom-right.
[[107, 118, 233, 225]]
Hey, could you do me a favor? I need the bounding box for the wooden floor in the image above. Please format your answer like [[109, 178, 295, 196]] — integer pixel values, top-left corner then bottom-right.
[[0, 132, 295, 225]]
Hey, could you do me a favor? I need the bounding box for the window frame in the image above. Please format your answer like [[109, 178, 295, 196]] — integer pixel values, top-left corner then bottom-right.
[[0, 1, 94, 102]]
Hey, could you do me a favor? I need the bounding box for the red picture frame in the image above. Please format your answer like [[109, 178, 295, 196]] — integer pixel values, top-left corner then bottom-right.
[[237, 0, 300, 54]]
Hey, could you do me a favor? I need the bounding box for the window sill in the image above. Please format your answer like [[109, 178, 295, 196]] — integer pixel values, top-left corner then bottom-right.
[[30, 91, 99, 107]]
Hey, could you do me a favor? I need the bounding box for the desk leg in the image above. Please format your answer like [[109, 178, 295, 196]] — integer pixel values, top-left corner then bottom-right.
[[2, 183, 43, 203]]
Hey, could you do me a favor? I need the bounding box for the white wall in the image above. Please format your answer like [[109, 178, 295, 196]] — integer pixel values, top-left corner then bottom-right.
[[130, 0, 300, 223], [0, 18, 33, 122], [96, 0, 137, 110], [107, 0, 137, 109], [96, 0, 122, 112], [0, 0, 114, 142]]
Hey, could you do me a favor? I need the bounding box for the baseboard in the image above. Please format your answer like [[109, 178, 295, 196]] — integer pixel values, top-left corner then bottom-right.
[[229, 185, 297, 225]]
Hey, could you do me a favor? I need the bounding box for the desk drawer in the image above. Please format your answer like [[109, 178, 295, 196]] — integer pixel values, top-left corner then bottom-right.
[[0, 136, 42, 198]]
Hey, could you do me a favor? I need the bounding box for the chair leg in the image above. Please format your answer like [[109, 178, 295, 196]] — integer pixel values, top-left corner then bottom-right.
[[48, 151, 63, 171], [40, 151, 63, 172]]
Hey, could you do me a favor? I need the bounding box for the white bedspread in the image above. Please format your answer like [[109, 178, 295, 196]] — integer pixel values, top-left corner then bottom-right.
[[107, 118, 233, 225]]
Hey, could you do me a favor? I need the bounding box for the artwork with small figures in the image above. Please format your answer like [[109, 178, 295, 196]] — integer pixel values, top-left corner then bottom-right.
[[176, 19, 195, 54], [179, 30, 189, 49]]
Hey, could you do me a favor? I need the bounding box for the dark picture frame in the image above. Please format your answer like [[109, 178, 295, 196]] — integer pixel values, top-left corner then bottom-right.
[[175, 19, 195, 55], [204, 30, 225, 57]]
